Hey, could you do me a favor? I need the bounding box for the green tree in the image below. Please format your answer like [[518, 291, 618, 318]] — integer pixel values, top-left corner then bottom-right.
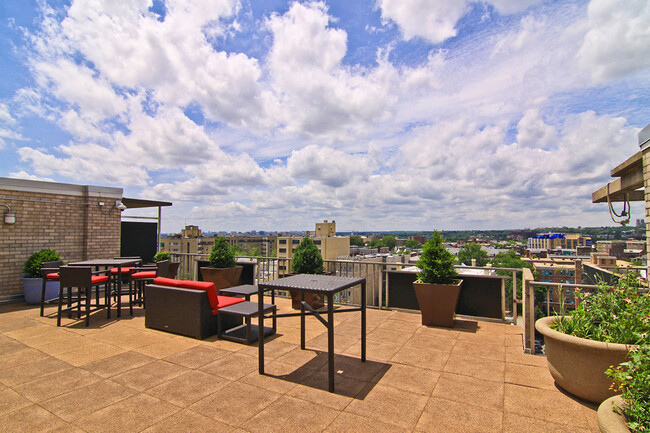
[[291, 238, 324, 274], [457, 243, 489, 266], [230, 244, 245, 255], [381, 235, 397, 251], [404, 239, 420, 249], [491, 250, 544, 312], [208, 237, 237, 268], [417, 232, 458, 284], [350, 235, 365, 247]]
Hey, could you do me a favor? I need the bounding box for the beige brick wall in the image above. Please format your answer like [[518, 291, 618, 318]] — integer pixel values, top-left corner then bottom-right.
[[0, 181, 122, 300]]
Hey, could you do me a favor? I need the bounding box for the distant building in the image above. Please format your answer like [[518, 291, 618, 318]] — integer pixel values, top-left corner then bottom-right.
[[160, 225, 276, 257], [277, 220, 350, 271]]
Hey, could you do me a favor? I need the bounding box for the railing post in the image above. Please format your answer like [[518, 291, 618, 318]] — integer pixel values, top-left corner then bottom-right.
[[512, 270, 517, 324], [501, 278, 506, 320]]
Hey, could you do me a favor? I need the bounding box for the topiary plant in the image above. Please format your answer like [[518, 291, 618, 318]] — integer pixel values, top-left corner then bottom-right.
[[291, 237, 324, 274], [416, 231, 458, 284], [208, 237, 237, 268], [23, 249, 61, 278], [153, 251, 171, 262]]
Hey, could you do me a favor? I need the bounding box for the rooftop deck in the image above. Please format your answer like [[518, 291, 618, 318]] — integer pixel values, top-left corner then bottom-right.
[[0, 297, 599, 432]]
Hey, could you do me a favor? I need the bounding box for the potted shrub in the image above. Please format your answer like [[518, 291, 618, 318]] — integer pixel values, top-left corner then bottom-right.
[[535, 274, 648, 404], [153, 251, 179, 278], [22, 249, 61, 305], [289, 237, 326, 309], [413, 231, 462, 327], [200, 237, 242, 293], [599, 345, 649, 433]]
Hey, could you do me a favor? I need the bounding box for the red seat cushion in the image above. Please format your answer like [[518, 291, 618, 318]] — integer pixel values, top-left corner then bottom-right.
[[131, 271, 156, 279], [215, 296, 245, 311], [45, 273, 60, 279], [153, 277, 182, 287], [110, 267, 133, 274], [91, 275, 109, 284]]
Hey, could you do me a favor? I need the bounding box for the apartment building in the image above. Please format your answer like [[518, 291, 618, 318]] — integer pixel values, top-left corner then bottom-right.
[[527, 233, 591, 251], [160, 226, 276, 257], [277, 220, 350, 269]]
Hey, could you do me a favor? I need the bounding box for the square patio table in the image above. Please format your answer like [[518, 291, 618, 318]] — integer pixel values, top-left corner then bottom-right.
[[258, 274, 366, 392], [68, 258, 139, 317]]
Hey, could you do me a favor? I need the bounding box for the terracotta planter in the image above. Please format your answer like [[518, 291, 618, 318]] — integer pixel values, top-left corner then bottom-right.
[[598, 395, 631, 433], [535, 316, 635, 404], [413, 280, 462, 328], [200, 266, 243, 294]]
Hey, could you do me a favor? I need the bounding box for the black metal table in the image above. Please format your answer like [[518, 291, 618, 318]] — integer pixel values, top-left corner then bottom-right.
[[258, 274, 366, 392], [68, 258, 139, 317]]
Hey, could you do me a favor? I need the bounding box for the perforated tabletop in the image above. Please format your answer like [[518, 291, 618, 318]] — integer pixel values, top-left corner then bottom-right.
[[259, 274, 365, 293]]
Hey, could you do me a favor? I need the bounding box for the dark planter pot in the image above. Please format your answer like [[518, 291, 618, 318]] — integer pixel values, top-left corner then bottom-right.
[[535, 316, 635, 404], [598, 395, 631, 433], [22, 278, 59, 305], [413, 281, 462, 328], [284, 272, 332, 310], [168, 262, 180, 279], [200, 266, 243, 294]]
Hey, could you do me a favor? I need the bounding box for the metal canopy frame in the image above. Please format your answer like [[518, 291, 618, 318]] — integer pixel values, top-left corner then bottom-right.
[[592, 151, 644, 203]]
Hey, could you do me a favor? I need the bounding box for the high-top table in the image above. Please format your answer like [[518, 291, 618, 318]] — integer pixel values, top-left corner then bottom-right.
[[258, 274, 366, 392], [68, 258, 139, 317]]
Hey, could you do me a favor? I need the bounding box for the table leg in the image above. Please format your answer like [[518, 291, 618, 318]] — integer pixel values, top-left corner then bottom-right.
[[300, 291, 306, 350], [361, 281, 366, 362], [328, 293, 334, 392], [258, 286, 264, 374]]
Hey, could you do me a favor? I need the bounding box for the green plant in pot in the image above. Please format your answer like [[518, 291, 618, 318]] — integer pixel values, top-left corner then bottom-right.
[[153, 251, 179, 278], [200, 237, 242, 293], [535, 273, 648, 404], [289, 237, 326, 309], [22, 249, 62, 305], [413, 231, 462, 327], [599, 345, 650, 433]]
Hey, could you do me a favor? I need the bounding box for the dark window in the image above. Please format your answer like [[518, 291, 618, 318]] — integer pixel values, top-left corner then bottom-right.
[[279, 239, 286, 244], [292, 239, 300, 244], [313, 240, 321, 245], [279, 248, 286, 253]]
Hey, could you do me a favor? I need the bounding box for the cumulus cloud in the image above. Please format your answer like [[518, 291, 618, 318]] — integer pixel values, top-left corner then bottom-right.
[[577, 0, 650, 82], [286, 145, 374, 187]]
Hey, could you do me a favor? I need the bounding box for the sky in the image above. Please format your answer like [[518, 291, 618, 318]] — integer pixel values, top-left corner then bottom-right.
[[1, 0, 649, 233]]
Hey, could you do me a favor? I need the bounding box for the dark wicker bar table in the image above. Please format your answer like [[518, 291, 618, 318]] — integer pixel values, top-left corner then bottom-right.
[[258, 274, 366, 392]]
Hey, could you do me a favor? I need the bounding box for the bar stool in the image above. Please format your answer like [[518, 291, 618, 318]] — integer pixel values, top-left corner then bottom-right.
[[128, 260, 169, 314], [57, 266, 110, 327], [40, 260, 63, 317], [110, 256, 141, 305]]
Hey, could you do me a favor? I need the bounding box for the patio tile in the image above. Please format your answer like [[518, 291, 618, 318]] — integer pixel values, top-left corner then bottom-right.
[[342, 338, 403, 362], [286, 382, 354, 411], [134, 337, 200, 359], [306, 333, 360, 355], [163, 344, 232, 369], [13, 367, 101, 402], [505, 346, 548, 366], [146, 370, 230, 407], [286, 368, 369, 399], [374, 363, 440, 395], [324, 411, 411, 433], [74, 393, 179, 433], [0, 387, 32, 413], [54, 341, 127, 367], [238, 339, 297, 360], [0, 403, 70, 433], [0, 355, 71, 387], [189, 381, 281, 426], [414, 325, 461, 339], [390, 344, 451, 371], [503, 411, 593, 433], [451, 339, 506, 362], [239, 366, 299, 394], [200, 352, 258, 381], [403, 332, 459, 352], [376, 318, 421, 333], [82, 350, 156, 378], [142, 409, 234, 433], [111, 359, 190, 392], [242, 394, 340, 433], [503, 383, 592, 428], [276, 346, 329, 369], [505, 361, 557, 390], [443, 354, 506, 383], [431, 372, 505, 411], [415, 396, 503, 433], [0, 347, 50, 369], [345, 384, 429, 430], [366, 327, 413, 346], [390, 310, 423, 323], [0, 335, 28, 356], [40, 379, 136, 422]]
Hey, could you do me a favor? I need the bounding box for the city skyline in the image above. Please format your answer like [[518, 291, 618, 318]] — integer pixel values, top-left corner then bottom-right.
[[1, 0, 649, 233]]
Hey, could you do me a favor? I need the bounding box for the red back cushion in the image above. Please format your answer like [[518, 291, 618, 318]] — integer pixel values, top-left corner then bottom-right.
[[150, 278, 243, 314], [153, 277, 182, 287]]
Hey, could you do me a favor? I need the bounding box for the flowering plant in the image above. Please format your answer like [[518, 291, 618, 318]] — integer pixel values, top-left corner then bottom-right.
[[606, 345, 650, 432], [552, 273, 650, 345]]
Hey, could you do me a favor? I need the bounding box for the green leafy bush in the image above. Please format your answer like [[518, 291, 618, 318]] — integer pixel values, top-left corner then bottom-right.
[[23, 249, 61, 278], [291, 238, 324, 274], [606, 345, 650, 432], [416, 231, 458, 285], [552, 274, 650, 345], [152, 251, 171, 262], [208, 237, 237, 268]]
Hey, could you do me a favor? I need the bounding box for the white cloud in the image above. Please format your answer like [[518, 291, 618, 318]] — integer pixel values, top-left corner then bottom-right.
[[577, 0, 650, 82], [286, 145, 374, 187]]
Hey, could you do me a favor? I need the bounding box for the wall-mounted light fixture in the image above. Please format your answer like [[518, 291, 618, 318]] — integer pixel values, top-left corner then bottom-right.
[[98, 200, 127, 214], [1, 203, 15, 224]]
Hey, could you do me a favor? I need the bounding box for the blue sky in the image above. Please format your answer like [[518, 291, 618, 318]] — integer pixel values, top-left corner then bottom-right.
[[1, 0, 649, 232]]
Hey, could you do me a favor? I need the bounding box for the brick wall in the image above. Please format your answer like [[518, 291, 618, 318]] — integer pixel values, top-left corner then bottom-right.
[[0, 179, 122, 301]]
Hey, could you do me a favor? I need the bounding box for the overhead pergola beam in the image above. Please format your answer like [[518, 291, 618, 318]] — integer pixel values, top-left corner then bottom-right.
[[592, 151, 644, 203]]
